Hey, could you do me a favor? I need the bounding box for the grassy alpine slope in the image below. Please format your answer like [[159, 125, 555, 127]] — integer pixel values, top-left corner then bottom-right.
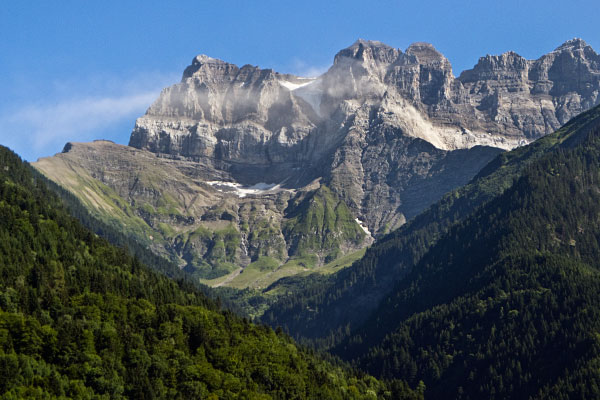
[[0, 146, 418, 399], [33, 141, 370, 287]]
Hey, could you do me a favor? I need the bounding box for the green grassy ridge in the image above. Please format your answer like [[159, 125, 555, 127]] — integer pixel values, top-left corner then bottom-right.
[[78, 191, 244, 281], [71, 175, 368, 288], [245, 217, 287, 261], [0, 145, 420, 399], [71, 173, 159, 248], [340, 126, 600, 398], [260, 103, 600, 348], [179, 224, 241, 279], [283, 185, 365, 261], [204, 249, 367, 319], [200, 186, 369, 290]]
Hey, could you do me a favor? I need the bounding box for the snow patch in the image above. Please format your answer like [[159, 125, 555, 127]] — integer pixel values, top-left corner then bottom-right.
[[279, 79, 315, 91], [206, 181, 283, 198], [355, 218, 371, 236]]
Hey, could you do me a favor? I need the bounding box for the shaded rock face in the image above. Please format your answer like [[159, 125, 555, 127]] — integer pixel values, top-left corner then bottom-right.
[[129, 38, 600, 235]]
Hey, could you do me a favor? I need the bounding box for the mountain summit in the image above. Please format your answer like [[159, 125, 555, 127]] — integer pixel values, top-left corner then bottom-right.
[[129, 38, 600, 230]]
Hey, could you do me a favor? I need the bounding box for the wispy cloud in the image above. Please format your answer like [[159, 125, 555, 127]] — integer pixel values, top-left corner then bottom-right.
[[289, 59, 330, 78], [0, 73, 177, 161], [8, 92, 157, 148]]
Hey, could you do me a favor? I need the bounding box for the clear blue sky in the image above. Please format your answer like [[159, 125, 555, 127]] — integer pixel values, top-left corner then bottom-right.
[[1, 0, 598, 161]]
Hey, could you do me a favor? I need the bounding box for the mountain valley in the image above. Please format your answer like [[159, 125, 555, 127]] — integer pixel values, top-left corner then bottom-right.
[[3, 36, 600, 399]]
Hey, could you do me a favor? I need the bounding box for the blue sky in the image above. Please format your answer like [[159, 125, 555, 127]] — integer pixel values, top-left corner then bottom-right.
[[1, 0, 598, 161]]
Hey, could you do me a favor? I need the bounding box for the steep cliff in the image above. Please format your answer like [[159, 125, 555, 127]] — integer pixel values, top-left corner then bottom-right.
[[129, 38, 600, 234]]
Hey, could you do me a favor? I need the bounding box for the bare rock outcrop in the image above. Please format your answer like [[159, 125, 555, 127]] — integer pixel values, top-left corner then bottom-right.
[[131, 39, 599, 234]]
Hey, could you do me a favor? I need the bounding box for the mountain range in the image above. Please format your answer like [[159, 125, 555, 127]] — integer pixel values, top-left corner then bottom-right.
[[5, 37, 600, 399], [35, 38, 600, 289]]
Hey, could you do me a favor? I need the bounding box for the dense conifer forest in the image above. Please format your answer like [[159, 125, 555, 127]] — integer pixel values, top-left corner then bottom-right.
[[262, 105, 600, 398], [0, 146, 418, 399], [340, 126, 600, 398]]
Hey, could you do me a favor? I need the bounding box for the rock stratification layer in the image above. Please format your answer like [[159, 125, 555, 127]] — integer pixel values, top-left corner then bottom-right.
[[129, 38, 600, 235]]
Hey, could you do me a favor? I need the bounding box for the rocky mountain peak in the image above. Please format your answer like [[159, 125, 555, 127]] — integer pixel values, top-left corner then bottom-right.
[[334, 39, 400, 65], [405, 42, 447, 65], [458, 51, 529, 83], [526, 38, 600, 101], [547, 38, 599, 66], [182, 54, 235, 79], [193, 54, 222, 64], [554, 37, 591, 52]]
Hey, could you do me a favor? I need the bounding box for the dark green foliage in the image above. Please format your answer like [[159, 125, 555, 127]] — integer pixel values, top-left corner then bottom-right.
[[0, 146, 418, 399], [337, 120, 600, 398], [261, 104, 600, 350]]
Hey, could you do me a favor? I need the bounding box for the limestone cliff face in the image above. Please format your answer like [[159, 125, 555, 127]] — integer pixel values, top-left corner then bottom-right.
[[129, 55, 318, 169], [129, 38, 600, 235], [458, 38, 600, 139]]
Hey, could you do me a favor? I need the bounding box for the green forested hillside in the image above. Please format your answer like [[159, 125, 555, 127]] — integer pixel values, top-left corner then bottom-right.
[[261, 105, 600, 350], [338, 123, 600, 399], [0, 146, 418, 399]]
